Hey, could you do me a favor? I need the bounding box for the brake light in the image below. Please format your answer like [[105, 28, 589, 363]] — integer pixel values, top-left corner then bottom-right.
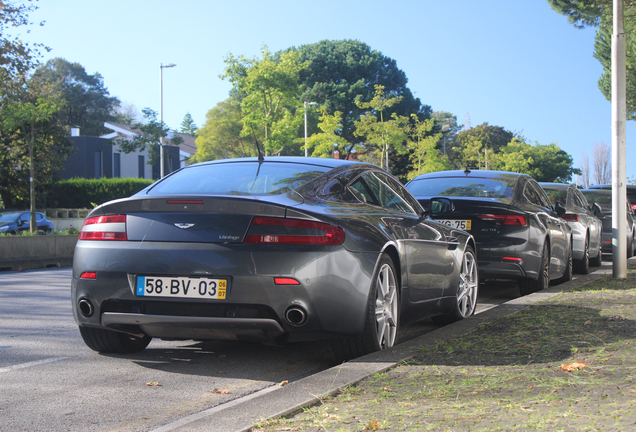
[[80, 272, 97, 279], [274, 277, 301, 285], [477, 214, 527, 226], [632, 204, 636, 211], [243, 216, 345, 245], [79, 215, 127, 241], [562, 214, 579, 222]]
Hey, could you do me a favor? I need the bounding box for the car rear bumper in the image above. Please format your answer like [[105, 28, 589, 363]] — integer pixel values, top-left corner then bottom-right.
[[72, 240, 379, 342]]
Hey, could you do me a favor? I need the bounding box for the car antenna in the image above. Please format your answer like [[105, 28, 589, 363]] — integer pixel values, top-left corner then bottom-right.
[[464, 167, 471, 176], [251, 129, 265, 163]]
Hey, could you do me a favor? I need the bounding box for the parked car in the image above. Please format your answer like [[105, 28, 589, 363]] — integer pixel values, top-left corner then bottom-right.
[[0, 211, 54, 235], [588, 184, 636, 212], [539, 183, 603, 273], [580, 189, 636, 257], [406, 170, 573, 296], [72, 157, 478, 361]]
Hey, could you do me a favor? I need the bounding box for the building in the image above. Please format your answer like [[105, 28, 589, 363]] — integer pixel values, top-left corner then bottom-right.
[[58, 124, 197, 180]]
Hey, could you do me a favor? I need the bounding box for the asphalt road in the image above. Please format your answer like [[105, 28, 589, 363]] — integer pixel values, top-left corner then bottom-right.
[[0, 266, 522, 432]]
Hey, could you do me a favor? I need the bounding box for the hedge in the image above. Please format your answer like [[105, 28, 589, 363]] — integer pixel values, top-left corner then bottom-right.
[[46, 178, 155, 209]]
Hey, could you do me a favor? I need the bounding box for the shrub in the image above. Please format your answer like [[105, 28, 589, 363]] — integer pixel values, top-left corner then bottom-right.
[[46, 178, 155, 208]]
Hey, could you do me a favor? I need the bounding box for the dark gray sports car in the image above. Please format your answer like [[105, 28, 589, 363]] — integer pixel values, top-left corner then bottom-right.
[[72, 157, 478, 361]]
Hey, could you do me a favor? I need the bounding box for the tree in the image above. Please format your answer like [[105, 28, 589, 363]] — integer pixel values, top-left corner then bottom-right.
[[192, 98, 256, 162], [304, 108, 350, 157], [593, 141, 611, 184], [31, 58, 120, 135], [221, 45, 307, 155], [354, 85, 408, 171], [180, 112, 198, 135], [406, 115, 451, 180], [495, 140, 581, 183], [0, 1, 47, 94], [548, 0, 636, 118], [292, 39, 430, 159], [112, 102, 142, 126], [115, 108, 183, 169], [580, 152, 591, 188]]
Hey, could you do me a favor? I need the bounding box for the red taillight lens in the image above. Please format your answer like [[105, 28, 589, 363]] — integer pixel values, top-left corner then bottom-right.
[[79, 215, 127, 241], [80, 272, 97, 279], [477, 214, 527, 226], [243, 216, 345, 245], [562, 214, 579, 222], [631, 204, 636, 211], [274, 277, 301, 285]]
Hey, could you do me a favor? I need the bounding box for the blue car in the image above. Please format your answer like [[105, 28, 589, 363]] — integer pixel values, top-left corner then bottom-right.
[[0, 211, 54, 235]]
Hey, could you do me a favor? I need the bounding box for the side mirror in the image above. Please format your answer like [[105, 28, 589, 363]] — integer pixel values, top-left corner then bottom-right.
[[555, 201, 566, 217], [592, 203, 602, 215], [429, 197, 453, 214]]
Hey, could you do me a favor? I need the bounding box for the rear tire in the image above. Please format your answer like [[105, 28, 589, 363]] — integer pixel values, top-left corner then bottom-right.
[[519, 242, 549, 296], [432, 245, 478, 325], [331, 254, 399, 362], [556, 241, 573, 284], [628, 232, 635, 258], [79, 326, 151, 354], [574, 236, 590, 275], [590, 247, 603, 267]]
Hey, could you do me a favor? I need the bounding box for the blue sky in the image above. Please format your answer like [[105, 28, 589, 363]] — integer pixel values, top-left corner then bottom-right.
[[17, 0, 634, 180]]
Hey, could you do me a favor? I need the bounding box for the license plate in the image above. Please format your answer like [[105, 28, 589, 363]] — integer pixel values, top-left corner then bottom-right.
[[438, 219, 471, 230], [136, 276, 227, 299]]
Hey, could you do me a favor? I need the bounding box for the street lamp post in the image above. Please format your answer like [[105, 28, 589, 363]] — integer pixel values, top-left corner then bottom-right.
[[304, 101, 317, 157], [160, 63, 176, 178]]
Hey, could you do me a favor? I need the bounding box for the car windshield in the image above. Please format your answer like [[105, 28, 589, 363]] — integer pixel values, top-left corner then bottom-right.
[[407, 176, 516, 198], [145, 161, 331, 196], [542, 188, 567, 206], [0, 212, 19, 223], [581, 191, 612, 211]]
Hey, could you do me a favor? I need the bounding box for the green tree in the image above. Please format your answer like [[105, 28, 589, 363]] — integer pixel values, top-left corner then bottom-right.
[[180, 112, 198, 135], [30, 58, 120, 135], [304, 107, 350, 157], [0, 1, 47, 94], [495, 139, 581, 182], [548, 0, 636, 118], [2, 96, 63, 228], [293, 39, 430, 159], [115, 108, 183, 171], [406, 115, 451, 180], [354, 85, 408, 171], [221, 45, 307, 155], [192, 98, 256, 162]]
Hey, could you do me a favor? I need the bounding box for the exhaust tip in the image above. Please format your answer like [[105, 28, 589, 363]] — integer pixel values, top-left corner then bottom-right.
[[78, 298, 94, 317], [285, 306, 308, 326]]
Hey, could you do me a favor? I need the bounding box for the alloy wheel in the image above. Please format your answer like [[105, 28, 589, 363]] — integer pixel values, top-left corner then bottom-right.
[[375, 263, 398, 349]]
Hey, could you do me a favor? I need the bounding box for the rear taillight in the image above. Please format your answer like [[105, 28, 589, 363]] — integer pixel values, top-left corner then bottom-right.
[[79, 215, 127, 241], [243, 216, 345, 245], [477, 214, 527, 226], [631, 204, 636, 211], [562, 214, 579, 222]]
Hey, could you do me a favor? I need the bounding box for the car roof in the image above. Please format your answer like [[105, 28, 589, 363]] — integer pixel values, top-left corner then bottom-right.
[[409, 169, 528, 180], [189, 156, 373, 170]]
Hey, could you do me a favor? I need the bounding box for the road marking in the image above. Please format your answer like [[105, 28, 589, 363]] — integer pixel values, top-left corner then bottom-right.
[[0, 357, 70, 373]]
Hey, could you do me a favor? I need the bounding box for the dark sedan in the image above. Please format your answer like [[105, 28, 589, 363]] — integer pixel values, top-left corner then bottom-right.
[[580, 189, 636, 257], [406, 170, 573, 296], [0, 211, 54, 235], [588, 184, 636, 212], [72, 157, 478, 361]]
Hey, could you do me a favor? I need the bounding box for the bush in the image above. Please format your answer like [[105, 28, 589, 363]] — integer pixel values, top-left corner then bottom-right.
[[46, 178, 155, 208]]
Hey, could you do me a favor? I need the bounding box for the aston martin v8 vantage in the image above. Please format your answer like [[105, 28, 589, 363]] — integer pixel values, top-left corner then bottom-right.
[[72, 157, 478, 361]]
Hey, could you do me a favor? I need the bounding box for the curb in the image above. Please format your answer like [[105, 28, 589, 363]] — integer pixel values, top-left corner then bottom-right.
[[152, 261, 626, 432]]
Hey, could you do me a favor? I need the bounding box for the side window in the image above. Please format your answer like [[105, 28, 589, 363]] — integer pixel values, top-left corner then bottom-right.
[[374, 172, 418, 214], [532, 181, 552, 209], [349, 176, 380, 205], [523, 182, 542, 207], [349, 172, 415, 213]]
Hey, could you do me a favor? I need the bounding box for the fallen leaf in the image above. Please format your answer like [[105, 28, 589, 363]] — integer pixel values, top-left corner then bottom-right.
[[219, 354, 226, 358], [218, 371, 227, 374], [607, 315, 625, 321], [363, 420, 381, 431], [471, 391, 478, 395], [209, 388, 230, 394], [527, 386, 534, 389], [279, 380, 289, 386], [560, 361, 587, 372], [584, 320, 592, 326], [382, 386, 391, 391], [145, 381, 160, 387]]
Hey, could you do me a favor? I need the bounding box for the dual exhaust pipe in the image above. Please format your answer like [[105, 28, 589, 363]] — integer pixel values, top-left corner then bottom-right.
[[79, 298, 309, 327]]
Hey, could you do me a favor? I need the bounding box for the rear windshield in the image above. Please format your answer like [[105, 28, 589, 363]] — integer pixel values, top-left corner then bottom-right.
[[145, 162, 331, 196], [407, 176, 516, 199], [581, 191, 612, 211], [542, 188, 567, 206]]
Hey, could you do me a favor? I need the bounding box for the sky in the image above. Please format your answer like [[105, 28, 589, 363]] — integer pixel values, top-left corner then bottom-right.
[[15, 0, 635, 181]]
